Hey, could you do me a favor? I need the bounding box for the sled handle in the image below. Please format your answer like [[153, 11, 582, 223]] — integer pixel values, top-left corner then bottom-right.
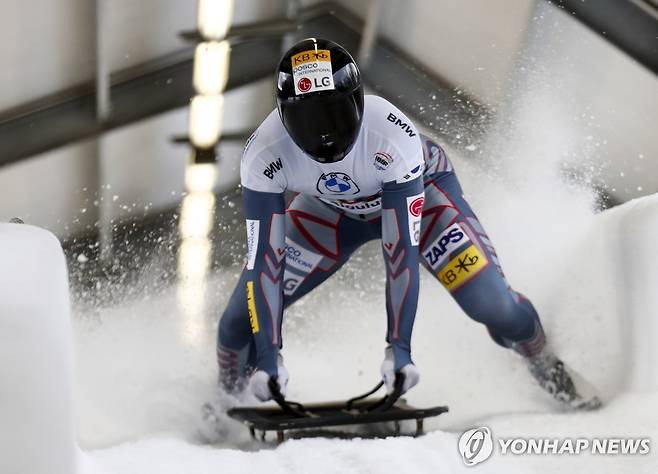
[[268, 377, 307, 418], [345, 380, 384, 410], [365, 372, 406, 413]]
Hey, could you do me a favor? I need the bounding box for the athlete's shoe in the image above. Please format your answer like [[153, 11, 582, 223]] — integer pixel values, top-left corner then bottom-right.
[[525, 349, 602, 410]]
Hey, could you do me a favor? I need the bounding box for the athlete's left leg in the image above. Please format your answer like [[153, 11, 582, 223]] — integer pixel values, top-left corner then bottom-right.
[[419, 168, 600, 408], [419, 170, 544, 355]]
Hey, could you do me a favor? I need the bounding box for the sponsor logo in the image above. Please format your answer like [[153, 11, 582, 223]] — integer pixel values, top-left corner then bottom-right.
[[263, 157, 283, 179], [373, 152, 393, 171], [283, 275, 302, 296], [284, 237, 323, 272], [291, 49, 334, 95], [297, 77, 312, 93], [438, 245, 488, 291], [423, 223, 471, 270], [459, 427, 494, 466], [458, 426, 651, 465], [317, 172, 360, 195], [283, 274, 301, 296], [245, 219, 260, 270], [406, 194, 424, 246], [411, 221, 421, 246], [386, 112, 417, 138], [292, 49, 330, 64], [320, 194, 382, 214], [246, 281, 260, 334], [408, 196, 424, 217]]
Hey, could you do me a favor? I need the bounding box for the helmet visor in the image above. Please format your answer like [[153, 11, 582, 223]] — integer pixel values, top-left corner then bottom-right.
[[280, 91, 363, 162]]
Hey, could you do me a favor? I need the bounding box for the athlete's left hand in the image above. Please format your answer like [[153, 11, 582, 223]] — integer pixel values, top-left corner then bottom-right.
[[380, 345, 420, 395]]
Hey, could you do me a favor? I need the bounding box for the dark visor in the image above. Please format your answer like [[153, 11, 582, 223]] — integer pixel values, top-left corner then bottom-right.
[[280, 91, 362, 162]]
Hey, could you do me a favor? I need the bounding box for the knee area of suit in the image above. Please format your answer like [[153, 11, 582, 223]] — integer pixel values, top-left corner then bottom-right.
[[461, 291, 523, 328]]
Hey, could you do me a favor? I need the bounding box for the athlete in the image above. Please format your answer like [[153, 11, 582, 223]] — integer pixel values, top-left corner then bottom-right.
[[217, 38, 599, 409]]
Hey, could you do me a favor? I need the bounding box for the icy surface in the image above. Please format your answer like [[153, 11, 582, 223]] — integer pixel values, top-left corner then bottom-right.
[[72, 168, 658, 472], [72, 59, 658, 473]]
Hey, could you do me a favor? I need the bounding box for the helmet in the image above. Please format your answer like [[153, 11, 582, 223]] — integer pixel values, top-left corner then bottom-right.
[[276, 38, 364, 163]]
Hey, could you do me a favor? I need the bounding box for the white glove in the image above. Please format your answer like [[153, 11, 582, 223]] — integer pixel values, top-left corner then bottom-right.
[[247, 354, 289, 402], [380, 346, 420, 395]]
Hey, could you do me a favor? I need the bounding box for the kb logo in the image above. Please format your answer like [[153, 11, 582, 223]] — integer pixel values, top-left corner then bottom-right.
[[458, 427, 494, 466]]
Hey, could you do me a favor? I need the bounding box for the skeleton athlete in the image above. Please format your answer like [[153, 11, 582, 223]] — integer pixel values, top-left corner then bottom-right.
[[217, 38, 600, 409]]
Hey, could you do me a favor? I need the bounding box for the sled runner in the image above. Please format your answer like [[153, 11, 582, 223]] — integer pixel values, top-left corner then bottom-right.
[[227, 375, 449, 442]]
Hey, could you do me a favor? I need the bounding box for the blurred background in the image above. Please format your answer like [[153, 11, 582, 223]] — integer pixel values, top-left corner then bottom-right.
[[1, 0, 657, 454], [1, 0, 656, 293]]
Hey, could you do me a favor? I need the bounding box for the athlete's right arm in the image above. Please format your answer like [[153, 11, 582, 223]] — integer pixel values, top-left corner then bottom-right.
[[239, 129, 288, 377], [241, 187, 285, 376]]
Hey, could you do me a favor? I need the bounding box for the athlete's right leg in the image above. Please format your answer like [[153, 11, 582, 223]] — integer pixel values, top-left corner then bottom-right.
[[217, 195, 378, 392]]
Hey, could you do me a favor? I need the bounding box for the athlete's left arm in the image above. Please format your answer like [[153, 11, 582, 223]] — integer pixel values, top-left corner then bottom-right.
[[381, 176, 424, 370]]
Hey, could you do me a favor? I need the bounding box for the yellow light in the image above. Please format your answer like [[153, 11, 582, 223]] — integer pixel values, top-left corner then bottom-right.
[[189, 95, 224, 148], [193, 41, 231, 95], [178, 238, 212, 282], [185, 162, 217, 193], [178, 0, 234, 348], [177, 238, 212, 345], [179, 192, 216, 240], [198, 0, 234, 40]]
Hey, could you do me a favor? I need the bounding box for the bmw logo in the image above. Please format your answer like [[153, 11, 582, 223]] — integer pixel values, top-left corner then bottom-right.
[[316, 172, 360, 195]]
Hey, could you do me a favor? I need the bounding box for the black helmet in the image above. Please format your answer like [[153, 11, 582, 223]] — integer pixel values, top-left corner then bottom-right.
[[276, 38, 364, 163]]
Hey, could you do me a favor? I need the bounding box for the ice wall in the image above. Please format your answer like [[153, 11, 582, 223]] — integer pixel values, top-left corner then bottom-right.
[[0, 223, 78, 474], [606, 195, 658, 392]]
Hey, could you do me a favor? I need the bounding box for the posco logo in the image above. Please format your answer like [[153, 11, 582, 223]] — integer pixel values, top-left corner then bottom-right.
[[285, 244, 312, 270], [458, 427, 494, 466]]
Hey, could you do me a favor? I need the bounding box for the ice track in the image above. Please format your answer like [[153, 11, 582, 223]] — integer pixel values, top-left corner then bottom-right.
[[73, 144, 658, 472]]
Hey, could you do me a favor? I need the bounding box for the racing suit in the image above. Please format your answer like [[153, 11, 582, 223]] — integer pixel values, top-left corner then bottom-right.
[[217, 95, 545, 390]]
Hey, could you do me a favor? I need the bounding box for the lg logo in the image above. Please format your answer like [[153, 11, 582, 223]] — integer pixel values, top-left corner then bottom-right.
[[458, 427, 494, 466], [283, 277, 300, 295], [297, 77, 312, 93], [408, 197, 424, 217]]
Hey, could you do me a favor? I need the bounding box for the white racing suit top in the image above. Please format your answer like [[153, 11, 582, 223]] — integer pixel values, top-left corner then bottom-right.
[[238, 95, 425, 375]]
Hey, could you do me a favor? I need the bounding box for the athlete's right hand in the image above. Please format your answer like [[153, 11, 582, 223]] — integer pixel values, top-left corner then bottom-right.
[[247, 354, 289, 402]]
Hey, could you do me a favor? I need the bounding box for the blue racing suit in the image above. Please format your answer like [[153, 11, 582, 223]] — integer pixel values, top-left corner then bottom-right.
[[217, 133, 546, 391]]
